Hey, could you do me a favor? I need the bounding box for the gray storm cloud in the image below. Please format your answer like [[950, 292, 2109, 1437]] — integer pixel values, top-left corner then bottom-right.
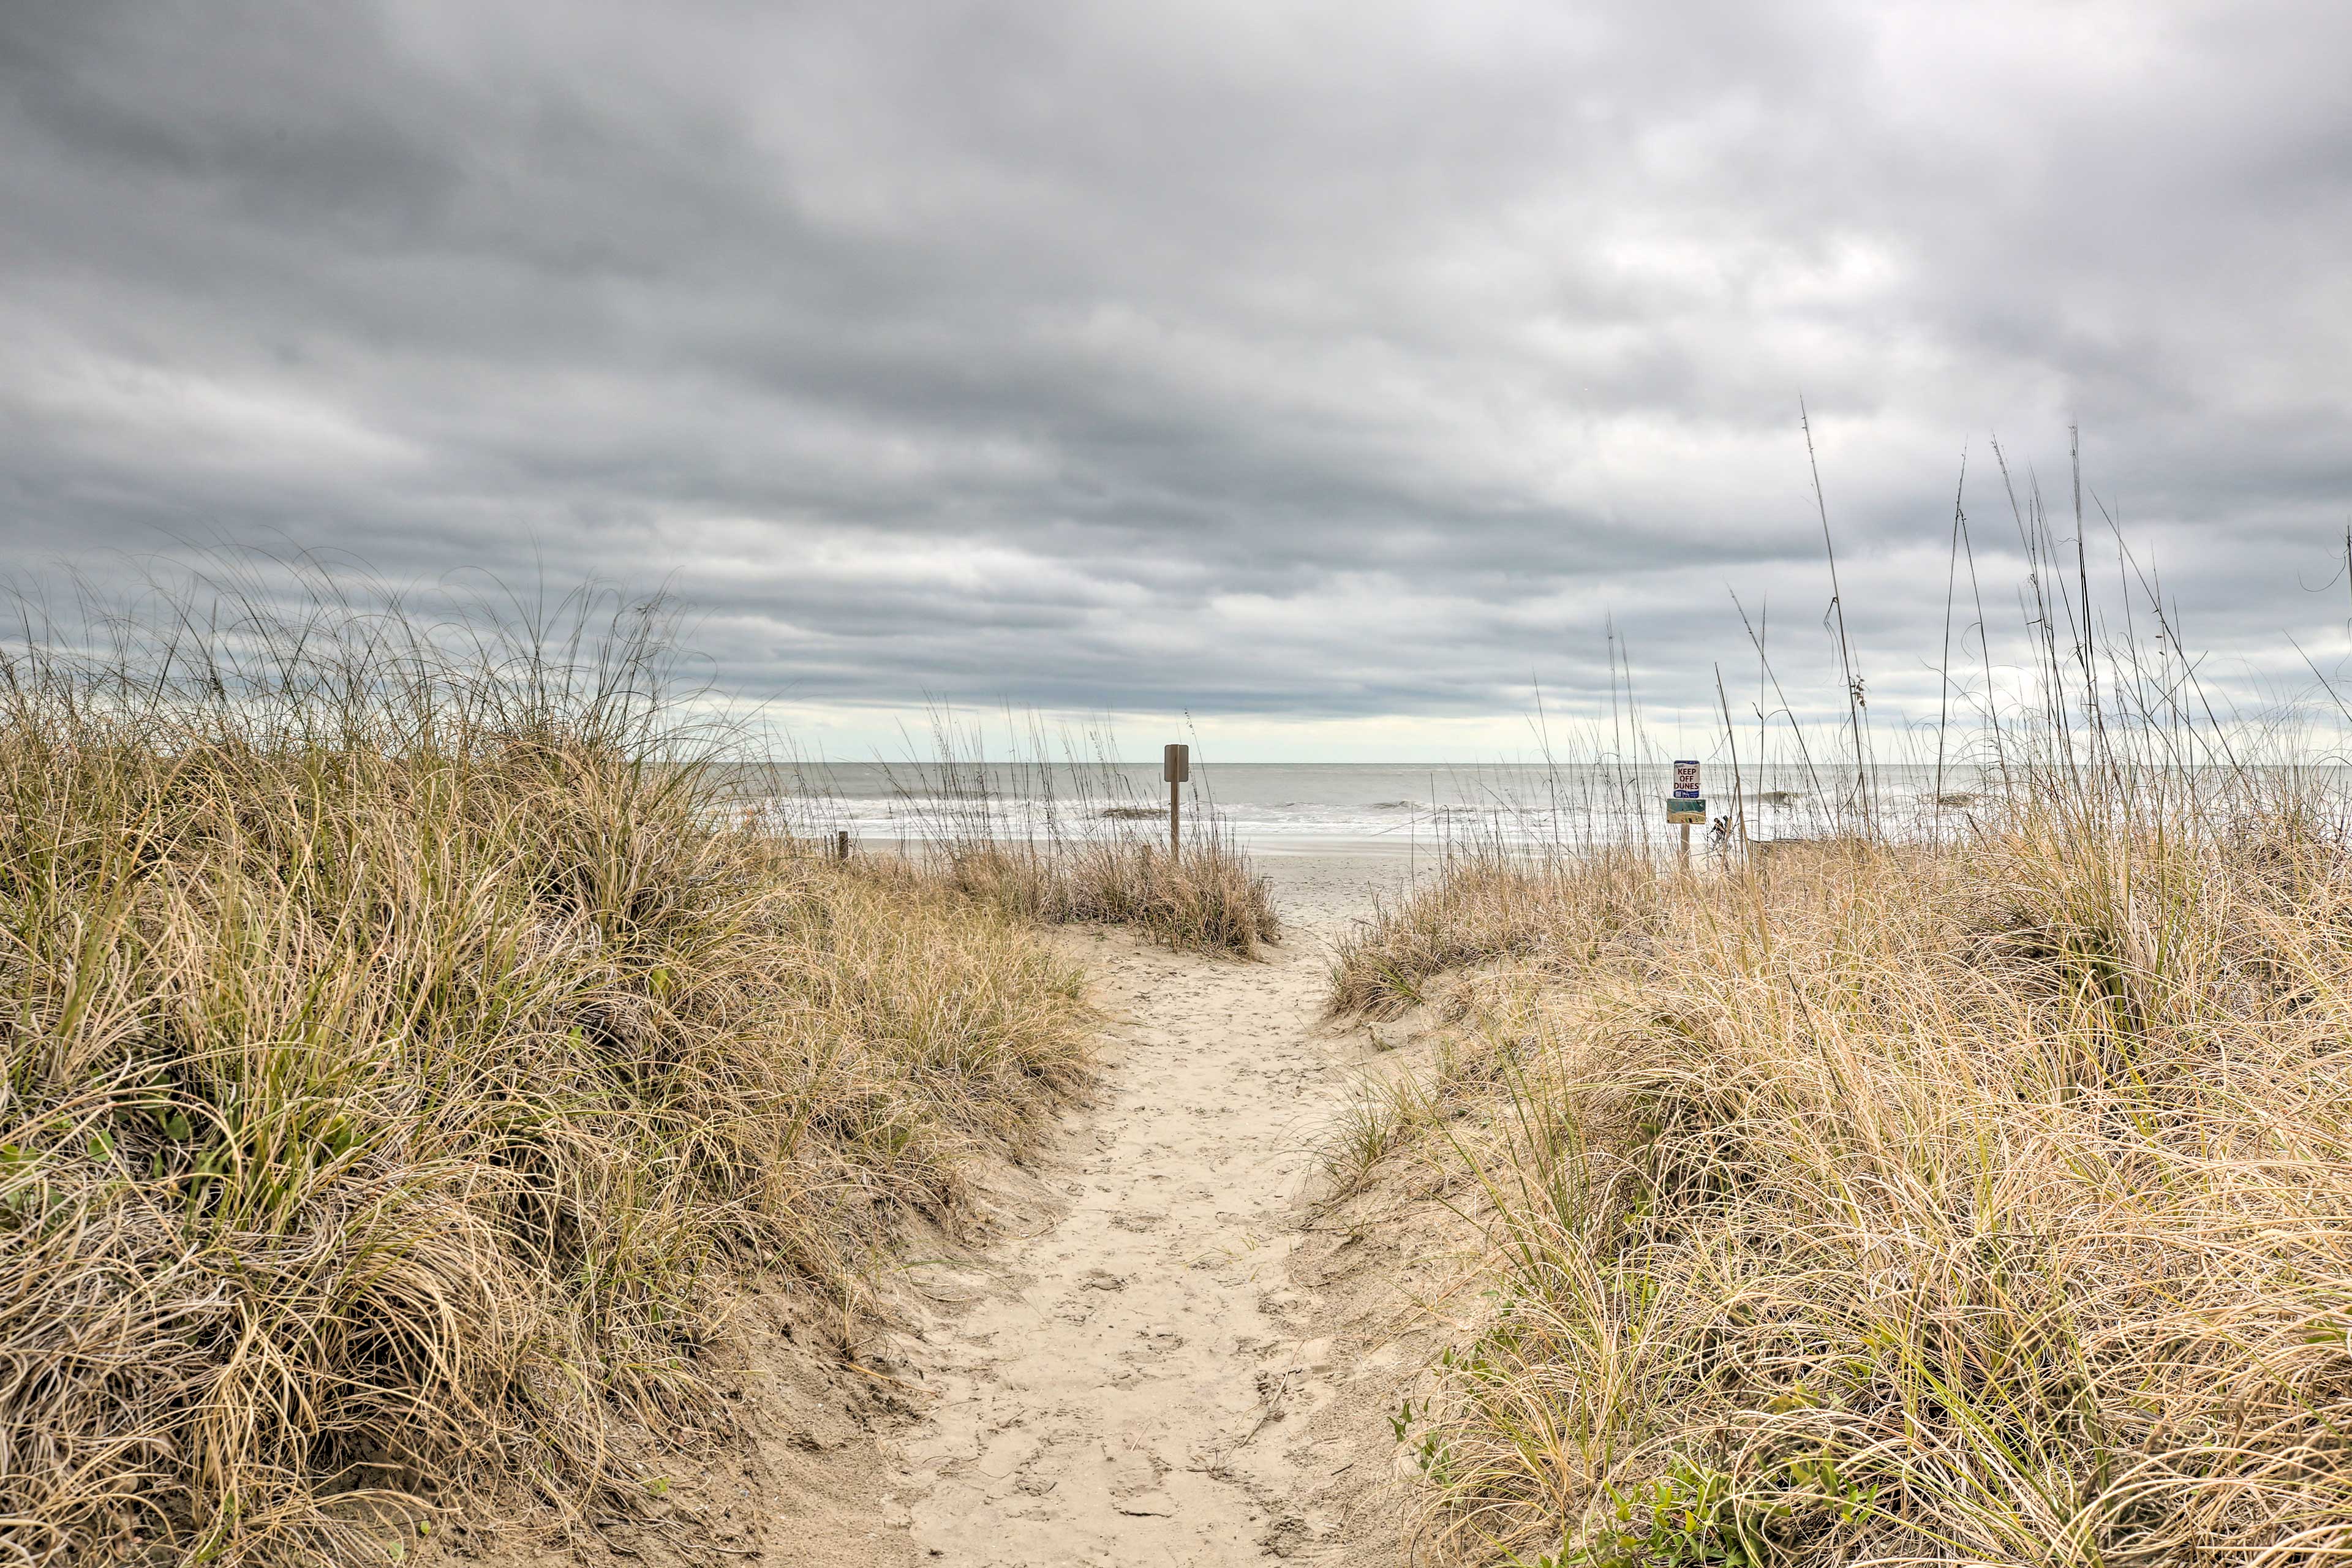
[[4, 0, 2349, 749]]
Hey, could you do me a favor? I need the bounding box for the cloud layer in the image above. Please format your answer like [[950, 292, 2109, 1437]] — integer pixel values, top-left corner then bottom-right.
[[5, 1, 2349, 756]]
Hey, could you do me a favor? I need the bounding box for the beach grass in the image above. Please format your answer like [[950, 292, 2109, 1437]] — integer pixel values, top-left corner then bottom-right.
[[845, 714, 1281, 957], [936, 832, 1280, 957], [0, 572, 1091, 1564], [1327, 774, 2352, 1564]]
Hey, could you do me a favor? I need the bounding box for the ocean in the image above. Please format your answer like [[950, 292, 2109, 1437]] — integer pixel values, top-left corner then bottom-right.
[[761, 761, 1977, 854]]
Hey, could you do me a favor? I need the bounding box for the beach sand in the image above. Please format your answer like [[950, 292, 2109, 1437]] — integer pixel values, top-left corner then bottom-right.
[[869, 849, 1430, 1565]]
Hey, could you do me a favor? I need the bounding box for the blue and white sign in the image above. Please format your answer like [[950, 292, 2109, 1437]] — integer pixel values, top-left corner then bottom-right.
[[1672, 760, 1701, 799]]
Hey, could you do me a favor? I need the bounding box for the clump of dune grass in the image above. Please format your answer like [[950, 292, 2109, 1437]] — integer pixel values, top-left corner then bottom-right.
[[1328, 849, 1656, 1019], [1324, 433, 2352, 1564], [1332, 783, 2352, 1565], [870, 715, 1280, 956], [940, 829, 1280, 957], [0, 567, 1087, 1565]]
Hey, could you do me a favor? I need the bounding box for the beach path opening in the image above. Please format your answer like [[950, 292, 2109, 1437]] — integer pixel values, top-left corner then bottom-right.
[[883, 861, 1395, 1565]]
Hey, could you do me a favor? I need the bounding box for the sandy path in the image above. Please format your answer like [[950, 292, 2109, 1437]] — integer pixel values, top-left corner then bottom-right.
[[886, 862, 1396, 1566]]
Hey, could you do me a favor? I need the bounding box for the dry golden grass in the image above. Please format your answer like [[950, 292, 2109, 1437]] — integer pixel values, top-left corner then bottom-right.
[[938, 832, 1280, 957], [1330, 801, 2352, 1566], [0, 581, 1088, 1564], [842, 710, 1289, 959], [862, 717, 1281, 957], [1327, 849, 1654, 1020]]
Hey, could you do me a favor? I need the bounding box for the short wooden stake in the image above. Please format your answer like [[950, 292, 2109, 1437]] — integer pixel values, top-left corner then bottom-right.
[[835, 829, 850, 862]]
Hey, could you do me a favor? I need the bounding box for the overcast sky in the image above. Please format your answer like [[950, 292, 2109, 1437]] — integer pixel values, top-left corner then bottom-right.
[[5, 1, 2349, 760]]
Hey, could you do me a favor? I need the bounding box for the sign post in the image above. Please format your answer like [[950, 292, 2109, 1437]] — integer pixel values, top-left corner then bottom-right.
[[1163, 744, 1189, 857], [1668, 760, 1703, 864]]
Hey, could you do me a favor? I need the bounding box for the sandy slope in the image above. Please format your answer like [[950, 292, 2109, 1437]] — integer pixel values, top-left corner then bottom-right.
[[881, 855, 1423, 1566]]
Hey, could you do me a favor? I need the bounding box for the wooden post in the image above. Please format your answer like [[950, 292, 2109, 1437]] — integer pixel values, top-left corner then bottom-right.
[[835, 829, 850, 862], [1679, 821, 1691, 864], [1163, 744, 1189, 858]]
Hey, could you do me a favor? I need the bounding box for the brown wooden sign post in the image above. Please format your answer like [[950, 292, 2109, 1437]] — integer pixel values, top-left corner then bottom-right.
[[1164, 744, 1189, 857]]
